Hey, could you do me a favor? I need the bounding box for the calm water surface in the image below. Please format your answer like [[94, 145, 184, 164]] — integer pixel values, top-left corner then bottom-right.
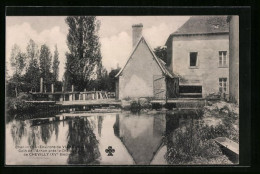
[[6, 111, 193, 165]]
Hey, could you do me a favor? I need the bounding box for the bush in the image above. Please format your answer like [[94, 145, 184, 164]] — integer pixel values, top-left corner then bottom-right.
[[130, 100, 140, 112], [202, 101, 239, 143], [6, 93, 35, 113], [164, 119, 233, 165]]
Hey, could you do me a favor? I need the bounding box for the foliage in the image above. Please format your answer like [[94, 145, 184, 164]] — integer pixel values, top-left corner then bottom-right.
[[39, 44, 53, 86], [154, 46, 167, 63], [10, 44, 27, 96], [165, 119, 232, 165], [6, 93, 35, 114], [24, 39, 41, 91], [108, 68, 120, 91], [65, 16, 102, 91], [7, 39, 61, 97], [52, 45, 60, 82], [67, 118, 100, 164], [202, 102, 239, 143], [10, 44, 26, 76]]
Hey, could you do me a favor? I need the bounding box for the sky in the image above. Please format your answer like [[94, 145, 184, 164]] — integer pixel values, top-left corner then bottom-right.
[[6, 16, 190, 81]]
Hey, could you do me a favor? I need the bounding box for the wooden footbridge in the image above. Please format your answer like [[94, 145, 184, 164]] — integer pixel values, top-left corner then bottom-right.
[[29, 91, 120, 107], [28, 80, 119, 108]]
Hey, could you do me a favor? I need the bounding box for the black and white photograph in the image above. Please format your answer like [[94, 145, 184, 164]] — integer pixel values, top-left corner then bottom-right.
[[5, 14, 240, 165]]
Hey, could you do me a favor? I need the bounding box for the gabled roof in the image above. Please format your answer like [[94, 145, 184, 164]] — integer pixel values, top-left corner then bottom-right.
[[172, 16, 229, 36], [115, 36, 176, 78]]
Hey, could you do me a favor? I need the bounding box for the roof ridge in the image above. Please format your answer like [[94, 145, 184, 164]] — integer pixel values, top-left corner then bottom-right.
[[115, 36, 175, 78], [172, 16, 229, 36]]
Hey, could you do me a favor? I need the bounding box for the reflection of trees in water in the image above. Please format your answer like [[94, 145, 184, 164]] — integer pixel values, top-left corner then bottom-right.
[[67, 118, 100, 164], [28, 126, 41, 149], [10, 119, 26, 146], [97, 116, 104, 137], [53, 121, 60, 141], [6, 113, 16, 124], [41, 124, 54, 144]]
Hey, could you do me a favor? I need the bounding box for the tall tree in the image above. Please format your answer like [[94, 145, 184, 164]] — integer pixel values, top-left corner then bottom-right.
[[39, 44, 52, 90], [52, 45, 60, 82], [24, 39, 41, 92], [10, 44, 26, 96], [10, 44, 26, 77], [65, 16, 102, 91]]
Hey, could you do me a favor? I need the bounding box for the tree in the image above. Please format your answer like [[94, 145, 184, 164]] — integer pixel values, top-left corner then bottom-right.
[[39, 44, 52, 91], [65, 16, 102, 91], [10, 44, 26, 77], [24, 39, 41, 92], [108, 68, 121, 92], [10, 44, 26, 96], [52, 45, 60, 82], [154, 46, 167, 64]]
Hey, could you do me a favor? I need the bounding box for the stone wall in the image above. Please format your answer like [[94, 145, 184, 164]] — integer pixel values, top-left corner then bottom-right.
[[118, 38, 165, 99], [170, 34, 229, 97]]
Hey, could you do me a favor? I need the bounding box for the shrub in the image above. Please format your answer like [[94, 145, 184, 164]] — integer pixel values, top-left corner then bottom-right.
[[165, 119, 233, 165], [130, 100, 140, 112], [6, 93, 35, 113]]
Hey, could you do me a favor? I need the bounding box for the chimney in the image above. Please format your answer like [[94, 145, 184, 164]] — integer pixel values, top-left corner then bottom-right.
[[132, 23, 143, 47]]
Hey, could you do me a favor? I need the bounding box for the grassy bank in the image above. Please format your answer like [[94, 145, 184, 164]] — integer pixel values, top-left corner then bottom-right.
[[6, 93, 60, 118], [164, 100, 239, 165]]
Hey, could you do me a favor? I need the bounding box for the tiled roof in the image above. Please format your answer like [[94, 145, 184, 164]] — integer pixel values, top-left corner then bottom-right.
[[173, 16, 229, 35]]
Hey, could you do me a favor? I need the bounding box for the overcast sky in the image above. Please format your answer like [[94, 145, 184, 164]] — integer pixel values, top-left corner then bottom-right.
[[6, 16, 190, 80]]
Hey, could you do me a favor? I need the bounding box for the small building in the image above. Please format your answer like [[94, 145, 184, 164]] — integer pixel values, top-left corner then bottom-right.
[[166, 16, 229, 98], [227, 16, 239, 104], [115, 24, 179, 100]]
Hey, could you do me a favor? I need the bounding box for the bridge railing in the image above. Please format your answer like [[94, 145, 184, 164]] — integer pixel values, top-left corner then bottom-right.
[[31, 91, 116, 102]]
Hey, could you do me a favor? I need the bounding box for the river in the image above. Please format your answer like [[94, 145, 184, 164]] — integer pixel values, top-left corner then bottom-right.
[[5, 111, 202, 165]]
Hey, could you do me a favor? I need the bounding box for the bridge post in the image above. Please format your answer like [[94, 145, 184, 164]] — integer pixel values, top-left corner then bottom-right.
[[51, 84, 54, 93], [40, 78, 43, 93], [59, 95, 63, 101], [96, 92, 99, 100], [71, 85, 75, 101]]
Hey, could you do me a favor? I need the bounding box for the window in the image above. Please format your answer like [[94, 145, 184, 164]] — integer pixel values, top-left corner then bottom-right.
[[219, 78, 227, 93], [190, 52, 198, 67], [219, 51, 227, 67]]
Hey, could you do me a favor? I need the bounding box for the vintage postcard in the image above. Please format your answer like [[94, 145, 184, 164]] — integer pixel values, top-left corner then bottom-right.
[[5, 15, 239, 165]]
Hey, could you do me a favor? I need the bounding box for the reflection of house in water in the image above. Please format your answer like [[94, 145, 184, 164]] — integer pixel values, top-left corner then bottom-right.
[[113, 114, 166, 165]]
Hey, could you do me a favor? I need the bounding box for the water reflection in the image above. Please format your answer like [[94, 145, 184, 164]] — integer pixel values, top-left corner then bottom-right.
[[6, 111, 190, 165], [27, 125, 40, 149], [114, 113, 166, 165], [67, 118, 100, 164], [10, 119, 26, 146], [41, 124, 54, 144]]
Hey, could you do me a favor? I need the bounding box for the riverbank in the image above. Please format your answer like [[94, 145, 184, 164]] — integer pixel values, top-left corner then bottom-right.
[[6, 96, 239, 165], [164, 100, 239, 165]]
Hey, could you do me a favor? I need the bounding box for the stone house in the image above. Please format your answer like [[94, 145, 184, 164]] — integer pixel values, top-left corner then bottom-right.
[[227, 16, 239, 104], [115, 24, 179, 100], [165, 16, 229, 98]]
